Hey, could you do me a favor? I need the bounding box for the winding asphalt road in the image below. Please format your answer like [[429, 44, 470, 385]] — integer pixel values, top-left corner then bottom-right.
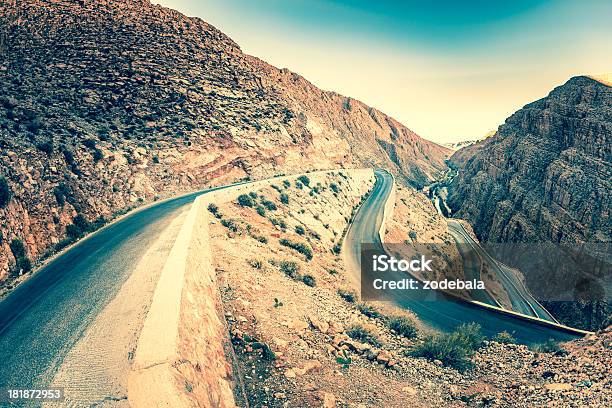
[[0, 183, 241, 394], [448, 220, 557, 322], [345, 170, 586, 344], [0, 169, 586, 398]]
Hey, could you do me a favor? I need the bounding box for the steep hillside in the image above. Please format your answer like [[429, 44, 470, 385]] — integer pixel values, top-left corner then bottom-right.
[[0, 0, 448, 285], [448, 76, 610, 243], [447, 76, 611, 330]]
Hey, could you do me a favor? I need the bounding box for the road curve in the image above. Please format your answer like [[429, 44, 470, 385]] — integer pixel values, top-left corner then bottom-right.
[[345, 170, 585, 345], [448, 220, 557, 322], [0, 183, 241, 392]]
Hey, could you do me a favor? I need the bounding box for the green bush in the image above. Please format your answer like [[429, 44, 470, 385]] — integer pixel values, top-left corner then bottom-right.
[[346, 325, 381, 347], [54, 238, 72, 252], [82, 138, 97, 149], [452, 322, 485, 351], [282, 180, 291, 188], [357, 303, 381, 319], [297, 175, 310, 186], [9, 239, 31, 275], [388, 316, 417, 339], [237, 194, 254, 207], [280, 193, 289, 204], [248, 191, 258, 199], [65, 225, 79, 239], [93, 148, 104, 162], [221, 218, 239, 232], [492, 331, 516, 344], [410, 334, 473, 372], [332, 244, 341, 255], [270, 217, 287, 230], [261, 199, 277, 211], [409, 323, 484, 372], [25, 115, 43, 134], [330, 183, 339, 193], [302, 274, 316, 287], [338, 289, 357, 303], [62, 148, 76, 166], [15, 256, 32, 274], [295, 181, 304, 189], [249, 259, 263, 269], [336, 349, 352, 368], [66, 214, 93, 239], [9, 239, 26, 259], [295, 225, 305, 235], [207, 203, 223, 219], [207, 203, 219, 215], [254, 235, 268, 244], [256, 205, 266, 216], [53, 183, 71, 206], [279, 238, 313, 261], [90, 215, 106, 231], [279, 260, 300, 279], [0, 176, 11, 208]]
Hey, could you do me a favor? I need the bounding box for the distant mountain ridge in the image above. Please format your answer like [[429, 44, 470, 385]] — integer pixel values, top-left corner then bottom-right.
[[443, 131, 494, 151], [0, 0, 448, 283]]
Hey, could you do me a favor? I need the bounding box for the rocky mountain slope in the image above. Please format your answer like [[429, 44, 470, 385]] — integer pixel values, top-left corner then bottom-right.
[[447, 76, 611, 330], [0, 0, 448, 285]]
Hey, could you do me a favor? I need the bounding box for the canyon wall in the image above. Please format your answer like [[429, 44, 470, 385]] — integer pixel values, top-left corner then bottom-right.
[[0, 0, 448, 285], [447, 76, 611, 330]]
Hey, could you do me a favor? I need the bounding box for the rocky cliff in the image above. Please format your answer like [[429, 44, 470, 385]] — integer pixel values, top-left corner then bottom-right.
[[0, 0, 448, 285], [447, 76, 611, 330]]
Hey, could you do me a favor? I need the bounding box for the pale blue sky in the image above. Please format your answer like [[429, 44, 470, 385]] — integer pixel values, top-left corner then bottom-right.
[[157, 0, 612, 143]]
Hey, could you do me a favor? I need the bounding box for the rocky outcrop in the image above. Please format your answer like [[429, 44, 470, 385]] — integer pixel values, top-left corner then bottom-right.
[[0, 0, 448, 285], [447, 76, 611, 330]]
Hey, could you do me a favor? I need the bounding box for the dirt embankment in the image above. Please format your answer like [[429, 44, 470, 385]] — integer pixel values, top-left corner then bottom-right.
[[205, 170, 459, 407], [137, 168, 612, 408]]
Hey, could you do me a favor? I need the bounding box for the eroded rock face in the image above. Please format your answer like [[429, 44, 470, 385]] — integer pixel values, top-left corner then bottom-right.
[[447, 76, 611, 330], [0, 0, 448, 284]]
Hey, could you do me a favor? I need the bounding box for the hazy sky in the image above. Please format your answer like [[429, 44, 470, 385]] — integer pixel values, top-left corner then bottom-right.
[[157, 0, 612, 144]]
